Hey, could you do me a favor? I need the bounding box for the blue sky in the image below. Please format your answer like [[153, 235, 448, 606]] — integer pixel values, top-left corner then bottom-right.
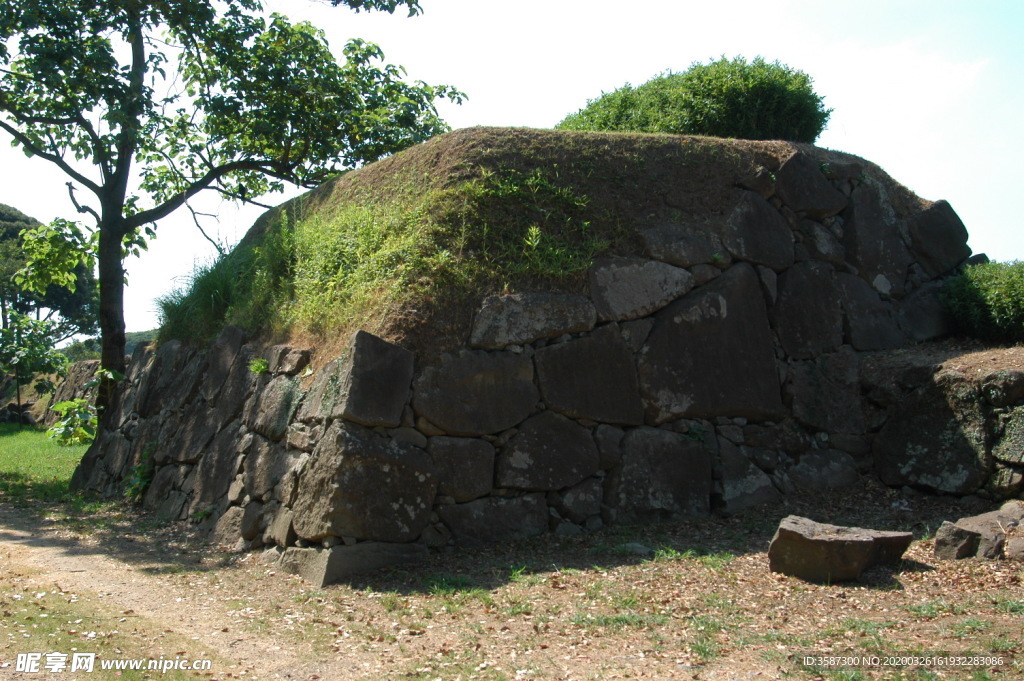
[[2, 0, 1021, 331]]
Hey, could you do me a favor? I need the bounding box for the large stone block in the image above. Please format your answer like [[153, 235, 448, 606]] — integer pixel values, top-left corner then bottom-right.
[[787, 450, 861, 491], [264, 344, 311, 376], [188, 419, 242, 515], [495, 411, 599, 491], [768, 516, 912, 582], [993, 406, 1024, 464], [773, 152, 849, 219], [211, 347, 256, 429], [336, 330, 414, 427], [241, 434, 306, 502], [638, 263, 784, 422], [291, 421, 439, 542], [136, 341, 202, 417], [428, 436, 495, 502], [605, 426, 712, 520], [713, 438, 780, 516], [437, 494, 548, 543], [908, 200, 971, 277], [200, 326, 246, 402], [874, 385, 988, 494], [771, 261, 843, 360], [786, 349, 865, 435], [897, 282, 951, 342], [554, 477, 604, 524], [535, 324, 643, 425], [412, 350, 538, 436], [243, 374, 302, 441], [640, 226, 719, 268], [835, 272, 906, 351], [167, 399, 219, 463], [841, 181, 912, 297], [277, 543, 429, 586], [718, 191, 795, 271], [588, 257, 694, 322], [470, 292, 596, 348]]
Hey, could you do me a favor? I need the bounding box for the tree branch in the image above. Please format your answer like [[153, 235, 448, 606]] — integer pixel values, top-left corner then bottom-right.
[[66, 182, 101, 223], [124, 158, 277, 230], [185, 202, 226, 257], [0, 117, 101, 195]]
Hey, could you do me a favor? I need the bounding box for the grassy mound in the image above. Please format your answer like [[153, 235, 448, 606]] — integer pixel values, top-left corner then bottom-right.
[[157, 127, 922, 359]]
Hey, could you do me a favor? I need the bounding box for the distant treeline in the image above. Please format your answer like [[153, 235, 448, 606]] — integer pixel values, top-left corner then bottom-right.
[[63, 330, 157, 362]]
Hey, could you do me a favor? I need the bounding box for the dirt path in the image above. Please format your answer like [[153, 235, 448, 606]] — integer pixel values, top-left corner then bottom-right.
[[0, 506, 364, 680], [3, 484, 1023, 681]]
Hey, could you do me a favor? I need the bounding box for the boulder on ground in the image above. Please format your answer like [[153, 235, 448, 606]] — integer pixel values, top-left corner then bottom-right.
[[933, 500, 1024, 560], [768, 515, 913, 582]]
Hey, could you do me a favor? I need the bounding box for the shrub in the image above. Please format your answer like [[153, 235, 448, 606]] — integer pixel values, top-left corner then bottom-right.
[[942, 261, 1024, 343], [47, 398, 98, 446], [557, 56, 831, 143]]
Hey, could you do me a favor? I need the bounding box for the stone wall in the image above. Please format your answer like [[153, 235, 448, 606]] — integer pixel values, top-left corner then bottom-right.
[[71, 148, 1002, 583]]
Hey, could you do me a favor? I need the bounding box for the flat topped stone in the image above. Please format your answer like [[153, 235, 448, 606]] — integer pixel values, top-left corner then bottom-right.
[[470, 292, 596, 349], [588, 257, 694, 322], [768, 515, 913, 583]]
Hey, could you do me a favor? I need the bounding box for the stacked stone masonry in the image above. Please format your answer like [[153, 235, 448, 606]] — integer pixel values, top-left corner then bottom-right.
[[70, 148, 1020, 583]]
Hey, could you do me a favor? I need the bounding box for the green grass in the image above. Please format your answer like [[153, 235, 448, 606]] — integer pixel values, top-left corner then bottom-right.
[[0, 422, 90, 505], [651, 546, 736, 570], [905, 598, 970, 619], [992, 598, 1024, 615]]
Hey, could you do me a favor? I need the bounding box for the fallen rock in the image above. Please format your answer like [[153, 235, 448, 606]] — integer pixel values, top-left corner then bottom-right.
[[933, 500, 1024, 560], [768, 515, 913, 582], [933, 521, 981, 560]]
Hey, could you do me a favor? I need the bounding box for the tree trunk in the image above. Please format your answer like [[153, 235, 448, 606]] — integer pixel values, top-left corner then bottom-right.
[[15, 372, 23, 428], [96, 224, 127, 415]]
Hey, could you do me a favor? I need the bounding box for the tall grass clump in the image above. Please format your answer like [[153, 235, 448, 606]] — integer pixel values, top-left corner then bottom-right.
[[942, 261, 1024, 343], [157, 162, 622, 346], [157, 214, 296, 343]]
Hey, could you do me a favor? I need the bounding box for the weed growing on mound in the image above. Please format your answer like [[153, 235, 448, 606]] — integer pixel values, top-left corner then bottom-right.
[[158, 158, 625, 348]]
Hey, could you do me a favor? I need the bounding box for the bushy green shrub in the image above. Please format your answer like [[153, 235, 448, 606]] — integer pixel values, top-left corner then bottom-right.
[[47, 398, 97, 446], [942, 261, 1024, 343], [557, 56, 831, 143]]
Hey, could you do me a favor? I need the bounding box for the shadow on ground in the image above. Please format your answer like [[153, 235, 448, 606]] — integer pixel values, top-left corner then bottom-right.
[[0, 477, 991, 595]]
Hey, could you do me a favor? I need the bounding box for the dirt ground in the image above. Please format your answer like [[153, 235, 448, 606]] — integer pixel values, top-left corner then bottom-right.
[[1, 478, 1022, 681]]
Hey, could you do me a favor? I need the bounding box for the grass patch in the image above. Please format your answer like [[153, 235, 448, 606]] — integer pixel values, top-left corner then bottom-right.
[[571, 611, 669, 630], [992, 598, 1024, 615], [0, 422, 89, 505], [905, 598, 969, 619], [651, 546, 735, 570]]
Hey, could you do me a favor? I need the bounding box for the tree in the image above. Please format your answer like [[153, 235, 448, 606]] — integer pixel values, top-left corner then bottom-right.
[[0, 0, 461, 409], [0, 312, 67, 424], [557, 56, 831, 144], [0, 203, 99, 342]]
